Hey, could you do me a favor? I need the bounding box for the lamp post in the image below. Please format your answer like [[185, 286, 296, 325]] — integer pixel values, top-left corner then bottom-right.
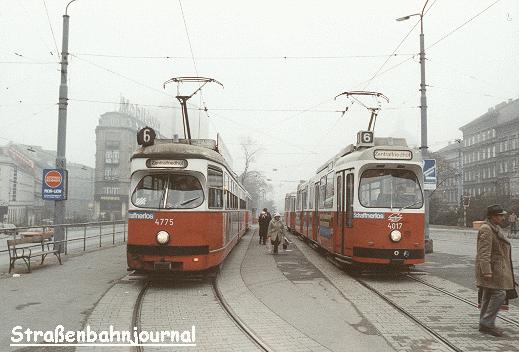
[[54, 0, 78, 252], [455, 138, 465, 226], [397, 0, 432, 252]]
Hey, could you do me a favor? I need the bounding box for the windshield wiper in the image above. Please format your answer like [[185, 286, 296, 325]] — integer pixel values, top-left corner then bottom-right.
[[180, 196, 201, 206], [399, 199, 422, 211]]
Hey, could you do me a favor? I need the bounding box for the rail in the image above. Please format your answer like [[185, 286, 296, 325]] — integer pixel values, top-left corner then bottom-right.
[[0, 220, 127, 256]]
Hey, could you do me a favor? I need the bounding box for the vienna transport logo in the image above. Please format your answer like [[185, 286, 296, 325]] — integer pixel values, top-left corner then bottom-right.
[[387, 213, 403, 223]]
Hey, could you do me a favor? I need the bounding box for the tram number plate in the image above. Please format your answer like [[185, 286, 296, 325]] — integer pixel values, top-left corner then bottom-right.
[[155, 218, 174, 226], [387, 223, 402, 230]]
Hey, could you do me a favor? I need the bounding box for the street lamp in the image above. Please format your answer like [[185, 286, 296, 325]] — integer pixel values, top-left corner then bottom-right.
[[54, 0, 79, 252], [397, 0, 432, 252]]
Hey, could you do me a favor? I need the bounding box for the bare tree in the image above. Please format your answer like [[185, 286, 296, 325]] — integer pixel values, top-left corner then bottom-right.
[[239, 137, 262, 184]]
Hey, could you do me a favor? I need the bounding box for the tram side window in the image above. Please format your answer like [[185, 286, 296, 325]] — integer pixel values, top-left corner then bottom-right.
[[345, 174, 354, 227], [319, 176, 326, 209], [302, 187, 308, 210], [208, 167, 223, 209], [324, 172, 334, 208]]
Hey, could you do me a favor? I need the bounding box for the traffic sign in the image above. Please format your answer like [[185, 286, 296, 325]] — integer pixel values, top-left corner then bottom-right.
[[422, 159, 437, 191], [42, 169, 67, 200]]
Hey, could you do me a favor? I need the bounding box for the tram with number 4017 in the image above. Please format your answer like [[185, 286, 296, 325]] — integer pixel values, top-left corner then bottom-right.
[[285, 91, 425, 267], [126, 77, 251, 273]]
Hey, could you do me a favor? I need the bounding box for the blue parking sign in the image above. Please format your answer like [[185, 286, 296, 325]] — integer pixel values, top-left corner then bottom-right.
[[422, 159, 437, 191]]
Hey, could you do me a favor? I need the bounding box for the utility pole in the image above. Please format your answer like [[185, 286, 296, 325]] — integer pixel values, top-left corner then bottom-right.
[[455, 138, 464, 226], [54, 0, 78, 252], [397, 0, 432, 253]]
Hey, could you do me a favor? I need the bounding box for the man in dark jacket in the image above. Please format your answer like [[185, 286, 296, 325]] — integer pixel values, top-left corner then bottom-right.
[[258, 208, 271, 245], [475, 204, 515, 337]]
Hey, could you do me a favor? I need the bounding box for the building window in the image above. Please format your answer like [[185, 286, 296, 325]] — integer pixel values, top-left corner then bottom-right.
[[105, 150, 120, 164], [103, 186, 119, 195]]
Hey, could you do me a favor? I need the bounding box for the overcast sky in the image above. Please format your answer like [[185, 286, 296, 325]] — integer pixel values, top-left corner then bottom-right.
[[1, 0, 518, 209]]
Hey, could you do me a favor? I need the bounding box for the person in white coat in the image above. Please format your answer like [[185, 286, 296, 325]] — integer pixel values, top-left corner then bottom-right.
[[267, 213, 285, 254]]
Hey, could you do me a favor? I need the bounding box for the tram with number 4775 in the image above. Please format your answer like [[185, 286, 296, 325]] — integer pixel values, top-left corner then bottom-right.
[[126, 76, 251, 273]]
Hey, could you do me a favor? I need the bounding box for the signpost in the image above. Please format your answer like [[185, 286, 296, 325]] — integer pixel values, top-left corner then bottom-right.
[[42, 169, 68, 200], [423, 159, 437, 191]]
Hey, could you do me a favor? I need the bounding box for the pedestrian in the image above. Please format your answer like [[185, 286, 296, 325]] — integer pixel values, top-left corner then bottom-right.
[[267, 213, 285, 254], [509, 211, 517, 235], [475, 204, 516, 337], [258, 208, 271, 245]]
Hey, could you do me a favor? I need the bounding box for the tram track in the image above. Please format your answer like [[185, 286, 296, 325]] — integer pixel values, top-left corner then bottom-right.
[[289, 231, 519, 352], [127, 235, 273, 352], [351, 276, 463, 352], [406, 274, 519, 327], [212, 275, 273, 352], [131, 280, 150, 352]]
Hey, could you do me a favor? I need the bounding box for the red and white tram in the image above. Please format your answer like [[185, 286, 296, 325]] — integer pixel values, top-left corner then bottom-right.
[[284, 192, 296, 230], [127, 131, 251, 272], [286, 130, 425, 267]]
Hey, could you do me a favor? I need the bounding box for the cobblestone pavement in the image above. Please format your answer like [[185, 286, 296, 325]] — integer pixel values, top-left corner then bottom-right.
[[238, 231, 393, 351], [426, 228, 519, 308], [218, 230, 332, 352], [286, 233, 456, 352], [361, 275, 519, 351], [0, 244, 127, 351], [139, 280, 260, 352], [76, 278, 143, 352], [290, 230, 519, 352]]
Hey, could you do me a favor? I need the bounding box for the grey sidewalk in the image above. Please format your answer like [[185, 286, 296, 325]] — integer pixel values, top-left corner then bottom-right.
[[0, 244, 127, 351], [218, 228, 394, 352]]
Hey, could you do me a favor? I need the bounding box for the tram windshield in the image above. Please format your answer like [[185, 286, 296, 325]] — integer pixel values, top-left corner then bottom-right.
[[131, 174, 204, 209], [359, 169, 423, 209]]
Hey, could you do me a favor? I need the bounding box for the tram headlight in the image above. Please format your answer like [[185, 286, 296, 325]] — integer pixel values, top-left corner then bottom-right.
[[156, 231, 170, 245], [390, 230, 402, 242]]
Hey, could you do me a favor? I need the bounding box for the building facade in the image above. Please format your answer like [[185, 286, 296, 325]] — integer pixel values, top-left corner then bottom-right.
[[94, 106, 161, 220], [459, 98, 519, 200], [0, 144, 94, 225], [432, 142, 462, 208]]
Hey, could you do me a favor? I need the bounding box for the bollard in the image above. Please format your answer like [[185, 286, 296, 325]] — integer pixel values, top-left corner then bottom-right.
[[123, 223, 126, 242], [112, 221, 115, 245], [83, 226, 87, 251], [99, 223, 102, 248]]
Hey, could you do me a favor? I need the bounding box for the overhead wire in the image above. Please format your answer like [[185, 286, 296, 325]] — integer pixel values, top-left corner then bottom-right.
[[427, 0, 502, 50], [178, 0, 208, 139], [71, 52, 416, 60], [362, 0, 438, 90], [69, 53, 174, 98], [42, 0, 60, 57]]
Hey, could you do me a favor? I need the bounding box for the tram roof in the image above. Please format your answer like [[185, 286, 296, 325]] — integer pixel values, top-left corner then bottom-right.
[[315, 136, 413, 174], [131, 139, 230, 170]]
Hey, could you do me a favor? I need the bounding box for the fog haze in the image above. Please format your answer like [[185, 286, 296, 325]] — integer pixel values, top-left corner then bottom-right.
[[1, 0, 518, 208]]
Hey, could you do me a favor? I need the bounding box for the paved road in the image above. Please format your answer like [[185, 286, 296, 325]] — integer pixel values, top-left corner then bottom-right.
[[426, 227, 519, 308], [0, 244, 127, 351]]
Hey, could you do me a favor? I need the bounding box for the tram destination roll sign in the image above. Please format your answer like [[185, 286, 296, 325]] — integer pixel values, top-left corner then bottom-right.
[[42, 169, 68, 200], [374, 149, 413, 160]]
